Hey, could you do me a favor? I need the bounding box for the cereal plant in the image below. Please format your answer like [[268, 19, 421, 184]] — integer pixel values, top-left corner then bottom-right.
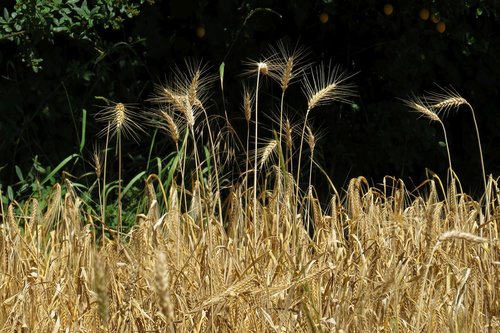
[[0, 43, 498, 333]]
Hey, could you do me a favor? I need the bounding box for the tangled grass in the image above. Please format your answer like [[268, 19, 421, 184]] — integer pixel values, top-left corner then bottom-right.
[[1, 176, 498, 332], [1, 45, 498, 332]]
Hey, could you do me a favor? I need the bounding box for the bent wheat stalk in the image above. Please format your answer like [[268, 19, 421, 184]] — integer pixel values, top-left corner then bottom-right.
[[403, 95, 453, 177], [426, 86, 487, 193], [296, 62, 356, 204]]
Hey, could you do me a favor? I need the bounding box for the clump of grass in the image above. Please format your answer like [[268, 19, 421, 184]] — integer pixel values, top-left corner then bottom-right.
[[1, 173, 497, 332]]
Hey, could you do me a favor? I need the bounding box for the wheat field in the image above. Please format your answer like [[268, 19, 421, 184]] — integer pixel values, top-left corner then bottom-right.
[[1, 46, 498, 332]]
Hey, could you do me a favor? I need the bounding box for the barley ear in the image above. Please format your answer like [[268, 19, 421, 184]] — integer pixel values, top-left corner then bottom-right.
[[155, 252, 175, 328]]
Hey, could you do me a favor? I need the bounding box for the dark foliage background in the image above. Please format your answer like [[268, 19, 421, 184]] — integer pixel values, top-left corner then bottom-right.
[[1, 0, 499, 199]]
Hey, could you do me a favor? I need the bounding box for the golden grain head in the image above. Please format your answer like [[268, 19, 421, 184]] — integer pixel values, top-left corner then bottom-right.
[[402, 95, 441, 122], [424, 86, 468, 115], [438, 230, 488, 243], [306, 125, 315, 153], [148, 60, 212, 129], [92, 144, 103, 178], [242, 57, 272, 78], [159, 110, 180, 144], [258, 139, 278, 169], [95, 101, 145, 141], [303, 61, 357, 111], [114, 103, 125, 130], [257, 62, 269, 75], [266, 40, 310, 91], [242, 86, 253, 123]]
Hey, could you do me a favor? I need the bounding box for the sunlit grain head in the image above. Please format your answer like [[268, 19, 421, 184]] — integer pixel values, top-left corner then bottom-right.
[[402, 94, 440, 122], [302, 61, 357, 111], [266, 40, 310, 91], [95, 101, 145, 141]]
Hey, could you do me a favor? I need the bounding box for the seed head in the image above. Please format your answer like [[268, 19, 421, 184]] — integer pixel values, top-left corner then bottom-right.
[[95, 101, 144, 141]]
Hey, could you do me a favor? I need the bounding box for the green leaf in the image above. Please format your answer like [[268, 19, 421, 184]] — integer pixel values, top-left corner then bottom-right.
[[164, 153, 180, 191], [156, 157, 162, 180], [105, 182, 119, 198], [123, 171, 146, 197], [20, 183, 29, 193], [204, 146, 211, 172], [53, 26, 69, 32], [33, 160, 46, 173], [219, 62, 225, 92], [15, 165, 24, 181], [7, 186, 13, 201], [79, 109, 87, 154], [41, 154, 79, 185], [82, 71, 93, 81], [81, 0, 91, 16]]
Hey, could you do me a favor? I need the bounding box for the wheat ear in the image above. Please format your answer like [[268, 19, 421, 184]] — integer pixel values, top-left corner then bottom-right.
[[427, 86, 487, 193], [403, 95, 453, 175]]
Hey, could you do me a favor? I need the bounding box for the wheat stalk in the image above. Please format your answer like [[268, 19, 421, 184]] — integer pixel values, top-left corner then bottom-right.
[[403, 95, 453, 174], [95, 101, 144, 141], [155, 252, 175, 331], [95, 101, 144, 244], [296, 62, 356, 212], [264, 42, 309, 238], [427, 86, 487, 194]]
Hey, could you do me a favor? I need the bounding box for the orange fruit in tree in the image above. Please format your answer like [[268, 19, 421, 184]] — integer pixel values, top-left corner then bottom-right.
[[196, 26, 206, 39], [436, 21, 446, 33], [419, 8, 430, 20], [319, 12, 329, 24], [431, 13, 440, 23], [383, 3, 394, 16]]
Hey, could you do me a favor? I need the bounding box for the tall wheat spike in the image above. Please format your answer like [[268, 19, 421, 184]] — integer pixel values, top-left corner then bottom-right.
[[242, 59, 270, 243], [266, 41, 309, 238], [426, 86, 487, 194], [296, 61, 356, 220], [402, 95, 454, 175], [96, 101, 144, 244]]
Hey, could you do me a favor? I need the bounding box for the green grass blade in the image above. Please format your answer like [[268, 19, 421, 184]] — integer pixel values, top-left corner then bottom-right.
[[164, 154, 180, 190], [219, 62, 225, 93], [123, 171, 146, 197], [41, 154, 79, 186], [15, 165, 23, 181], [146, 129, 158, 172], [79, 109, 87, 154]]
